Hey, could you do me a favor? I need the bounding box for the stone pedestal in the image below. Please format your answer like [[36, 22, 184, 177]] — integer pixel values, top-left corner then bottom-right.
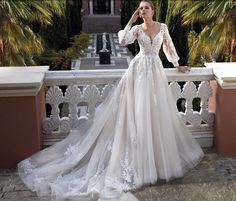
[[214, 86, 236, 156], [206, 62, 236, 156], [0, 66, 48, 168], [99, 51, 111, 64]]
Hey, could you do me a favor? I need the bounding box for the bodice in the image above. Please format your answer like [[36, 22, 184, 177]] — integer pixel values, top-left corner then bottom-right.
[[136, 24, 164, 56], [118, 23, 180, 66]]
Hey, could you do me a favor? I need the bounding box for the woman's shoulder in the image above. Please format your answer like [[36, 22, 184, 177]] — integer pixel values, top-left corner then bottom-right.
[[152, 22, 168, 31], [158, 22, 167, 28], [130, 24, 143, 34], [158, 23, 168, 33], [132, 24, 142, 29]]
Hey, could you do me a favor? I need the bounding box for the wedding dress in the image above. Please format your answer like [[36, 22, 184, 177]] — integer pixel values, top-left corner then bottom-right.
[[18, 23, 204, 201]]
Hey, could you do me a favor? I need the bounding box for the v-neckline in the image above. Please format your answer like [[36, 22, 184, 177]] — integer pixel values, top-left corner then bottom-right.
[[140, 23, 162, 41]]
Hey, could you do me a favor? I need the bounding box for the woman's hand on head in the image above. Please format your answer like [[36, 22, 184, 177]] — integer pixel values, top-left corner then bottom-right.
[[176, 66, 191, 73], [128, 9, 139, 25]]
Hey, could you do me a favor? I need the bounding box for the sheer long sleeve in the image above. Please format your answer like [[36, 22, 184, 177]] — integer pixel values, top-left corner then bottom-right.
[[163, 24, 180, 67], [118, 25, 139, 45]]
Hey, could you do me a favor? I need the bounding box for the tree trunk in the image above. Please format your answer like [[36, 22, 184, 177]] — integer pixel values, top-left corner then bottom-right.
[[230, 35, 236, 62], [156, 0, 168, 23]]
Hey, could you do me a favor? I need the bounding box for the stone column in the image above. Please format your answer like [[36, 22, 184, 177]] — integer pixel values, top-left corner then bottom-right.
[[0, 66, 49, 168], [207, 62, 236, 156], [89, 0, 93, 15], [111, 0, 114, 15]]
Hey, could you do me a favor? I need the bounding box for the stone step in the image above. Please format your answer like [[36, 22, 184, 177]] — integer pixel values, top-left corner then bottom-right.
[[82, 15, 121, 33]]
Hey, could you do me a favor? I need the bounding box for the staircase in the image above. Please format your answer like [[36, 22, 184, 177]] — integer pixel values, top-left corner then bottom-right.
[[82, 15, 121, 33]]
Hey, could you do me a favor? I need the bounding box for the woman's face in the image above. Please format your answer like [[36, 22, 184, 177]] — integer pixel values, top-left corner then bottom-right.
[[138, 1, 154, 19]]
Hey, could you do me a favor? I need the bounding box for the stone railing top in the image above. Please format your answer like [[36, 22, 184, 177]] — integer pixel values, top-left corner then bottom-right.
[[45, 67, 214, 85], [165, 67, 214, 81], [0, 66, 49, 97], [205, 62, 236, 89]]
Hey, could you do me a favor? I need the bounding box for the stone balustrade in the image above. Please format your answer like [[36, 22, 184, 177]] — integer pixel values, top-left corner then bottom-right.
[[3, 62, 236, 168], [43, 67, 215, 147], [2, 64, 236, 168]]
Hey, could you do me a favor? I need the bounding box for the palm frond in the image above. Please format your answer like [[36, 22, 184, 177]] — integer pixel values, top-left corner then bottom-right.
[[0, 0, 64, 66], [171, 0, 236, 63]]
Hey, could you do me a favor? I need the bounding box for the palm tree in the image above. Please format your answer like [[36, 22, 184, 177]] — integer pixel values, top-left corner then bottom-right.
[[172, 0, 236, 63], [0, 0, 63, 66]]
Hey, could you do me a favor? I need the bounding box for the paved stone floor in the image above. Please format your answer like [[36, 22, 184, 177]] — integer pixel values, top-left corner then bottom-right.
[[1, 149, 236, 201], [79, 57, 130, 70]]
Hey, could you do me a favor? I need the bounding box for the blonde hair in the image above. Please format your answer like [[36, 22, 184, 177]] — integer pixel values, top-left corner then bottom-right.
[[139, 0, 155, 10]]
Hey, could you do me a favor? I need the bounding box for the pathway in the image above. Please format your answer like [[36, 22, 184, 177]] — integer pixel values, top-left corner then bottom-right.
[[1, 149, 236, 201], [73, 33, 134, 70]]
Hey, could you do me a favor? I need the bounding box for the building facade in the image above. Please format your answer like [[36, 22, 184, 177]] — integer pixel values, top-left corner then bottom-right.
[[82, 0, 121, 15]]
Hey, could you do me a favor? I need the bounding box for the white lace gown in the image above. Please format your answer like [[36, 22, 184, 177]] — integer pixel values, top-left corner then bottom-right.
[[18, 23, 204, 201]]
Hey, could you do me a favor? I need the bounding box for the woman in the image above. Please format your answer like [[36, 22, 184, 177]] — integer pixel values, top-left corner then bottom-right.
[[18, 1, 204, 201]]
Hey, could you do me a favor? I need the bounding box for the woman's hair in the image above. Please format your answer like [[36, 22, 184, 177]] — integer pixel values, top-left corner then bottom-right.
[[139, 0, 155, 10]]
